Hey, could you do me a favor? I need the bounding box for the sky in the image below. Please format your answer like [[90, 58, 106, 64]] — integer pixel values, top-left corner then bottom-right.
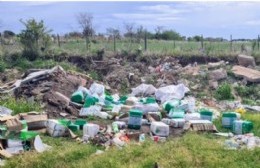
[[1, 1, 260, 39]]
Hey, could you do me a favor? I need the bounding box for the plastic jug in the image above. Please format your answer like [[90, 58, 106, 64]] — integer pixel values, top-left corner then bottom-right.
[[168, 108, 185, 118], [128, 109, 143, 129], [83, 123, 100, 138], [71, 90, 84, 103], [163, 99, 180, 112], [150, 122, 169, 137], [161, 118, 185, 128], [222, 112, 241, 128], [200, 109, 213, 121], [232, 120, 253, 135]]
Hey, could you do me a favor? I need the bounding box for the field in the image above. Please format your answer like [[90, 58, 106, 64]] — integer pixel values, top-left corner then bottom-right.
[[1, 38, 260, 58]]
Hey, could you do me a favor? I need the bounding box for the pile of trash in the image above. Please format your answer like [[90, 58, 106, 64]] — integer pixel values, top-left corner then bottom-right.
[[0, 65, 259, 163], [0, 112, 52, 159], [0, 66, 93, 119]]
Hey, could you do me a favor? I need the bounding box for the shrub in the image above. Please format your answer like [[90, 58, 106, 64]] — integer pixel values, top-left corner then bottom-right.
[[19, 19, 52, 61], [214, 83, 234, 100]]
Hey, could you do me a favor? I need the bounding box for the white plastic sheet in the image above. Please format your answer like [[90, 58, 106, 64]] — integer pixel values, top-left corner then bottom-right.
[[89, 83, 105, 96], [131, 84, 157, 96], [155, 84, 190, 103], [133, 103, 159, 114]]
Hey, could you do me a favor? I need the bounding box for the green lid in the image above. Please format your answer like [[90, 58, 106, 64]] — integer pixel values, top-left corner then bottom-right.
[[20, 130, 39, 141], [200, 110, 213, 116], [84, 96, 99, 107], [58, 119, 71, 126], [68, 124, 80, 132], [129, 109, 143, 116], [71, 90, 84, 103], [222, 112, 238, 117], [163, 99, 180, 112]]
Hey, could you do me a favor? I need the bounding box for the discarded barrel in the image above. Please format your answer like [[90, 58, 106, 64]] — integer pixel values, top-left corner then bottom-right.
[[222, 112, 241, 128]]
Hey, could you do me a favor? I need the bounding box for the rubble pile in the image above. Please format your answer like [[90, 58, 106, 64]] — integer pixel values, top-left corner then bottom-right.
[[0, 66, 93, 118], [0, 53, 259, 164]]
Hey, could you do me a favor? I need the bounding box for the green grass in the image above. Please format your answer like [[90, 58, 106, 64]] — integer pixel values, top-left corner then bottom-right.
[[3, 113, 260, 168], [0, 96, 42, 115]]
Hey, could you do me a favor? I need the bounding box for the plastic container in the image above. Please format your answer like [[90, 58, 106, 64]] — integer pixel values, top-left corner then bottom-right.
[[232, 120, 253, 135], [141, 97, 156, 104], [74, 119, 87, 130], [128, 109, 143, 129], [200, 109, 213, 121], [112, 122, 119, 133], [163, 99, 180, 112], [68, 124, 80, 132], [20, 130, 39, 141], [84, 96, 99, 108], [83, 123, 100, 138], [161, 118, 185, 128], [222, 112, 241, 128], [150, 122, 169, 137], [46, 119, 67, 137], [112, 121, 126, 129], [168, 108, 185, 118], [71, 90, 84, 103], [58, 119, 71, 126]]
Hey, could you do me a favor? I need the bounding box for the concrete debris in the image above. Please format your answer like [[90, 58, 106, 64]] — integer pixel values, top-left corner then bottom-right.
[[209, 68, 227, 81], [232, 65, 260, 83], [237, 54, 256, 67]]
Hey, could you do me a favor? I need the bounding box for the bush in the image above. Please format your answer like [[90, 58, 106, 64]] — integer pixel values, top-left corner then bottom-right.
[[214, 83, 234, 100], [19, 19, 52, 61], [0, 61, 6, 72]]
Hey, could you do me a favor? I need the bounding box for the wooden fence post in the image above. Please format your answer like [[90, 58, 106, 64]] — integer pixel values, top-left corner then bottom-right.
[[201, 34, 204, 49], [144, 31, 147, 51], [257, 35, 260, 51], [230, 35, 233, 52], [57, 34, 61, 47], [113, 35, 116, 52], [174, 40, 176, 49]]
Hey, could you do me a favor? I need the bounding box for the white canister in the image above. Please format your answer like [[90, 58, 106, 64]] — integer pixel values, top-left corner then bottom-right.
[[83, 123, 100, 138]]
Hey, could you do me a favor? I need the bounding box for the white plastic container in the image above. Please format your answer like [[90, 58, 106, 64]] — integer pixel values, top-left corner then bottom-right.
[[46, 119, 67, 137], [83, 123, 100, 138], [150, 122, 169, 137], [112, 121, 126, 129], [184, 113, 200, 121], [5, 146, 24, 155], [161, 118, 185, 128], [7, 139, 23, 148]]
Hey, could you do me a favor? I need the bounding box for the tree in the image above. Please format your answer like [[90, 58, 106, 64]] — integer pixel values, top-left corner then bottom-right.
[[161, 30, 182, 40], [3, 30, 15, 38], [154, 26, 164, 40], [136, 25, 145, 43], [124, 22, 135, 42], [19, 19, 52, 61], [106, 27, 120, 39], [77, 13, 94, 50]]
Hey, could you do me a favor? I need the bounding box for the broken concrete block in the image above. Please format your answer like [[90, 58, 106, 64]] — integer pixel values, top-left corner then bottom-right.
[[208, 61, 225, 69], [232, 65, 260, 83], [237, 54, 256, 67], [209, 80, 218, 89], [209, 68, 227, 81]]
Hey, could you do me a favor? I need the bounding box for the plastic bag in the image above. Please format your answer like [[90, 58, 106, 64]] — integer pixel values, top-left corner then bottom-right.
[[133, 103, 159, 114], [79, 105, 102, 116], [131, 84, 157, 96], [89, 83, 105, 96], [155, 84, 190, 103]]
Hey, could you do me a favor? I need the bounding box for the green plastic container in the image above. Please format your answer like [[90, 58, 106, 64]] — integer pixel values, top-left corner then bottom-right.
[[20, 130, 39, 141], [84, 96, 99, 108], [163, 99, 180, 113], [168, 108, 185, 118], [58, 119, 71, 126], [68, 124, 80, 132], [119, 95, 128, 104], [20, 120, 28, 131], [200, 109, 213, 121], [128, 109, 143, 129], [74, 119, 87, 129], [105, 95, 114, 102], [232, 120, 253, 135], [222, 112, 240, 128], [143, 97, 156, 104], [71, 90, 84, 103]]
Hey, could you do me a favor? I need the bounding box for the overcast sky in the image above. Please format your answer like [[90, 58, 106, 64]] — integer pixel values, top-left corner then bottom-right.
[[1, 1, 260, 39]]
